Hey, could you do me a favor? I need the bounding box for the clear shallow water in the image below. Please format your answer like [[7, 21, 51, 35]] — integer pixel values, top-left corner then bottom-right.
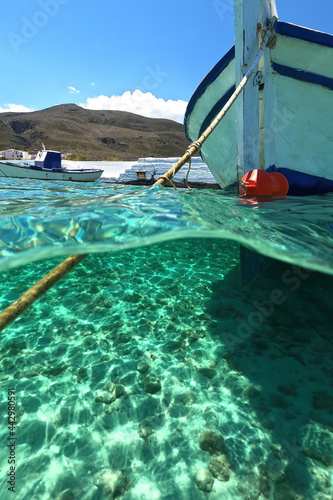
[[0, 176, 332, 499], [0, 177, 332, 274]]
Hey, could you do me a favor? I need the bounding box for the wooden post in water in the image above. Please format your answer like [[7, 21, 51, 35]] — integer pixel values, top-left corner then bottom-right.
[[234, 0, 278, 181], [235, 0, 278, 284], [234, 0, 261, 183]]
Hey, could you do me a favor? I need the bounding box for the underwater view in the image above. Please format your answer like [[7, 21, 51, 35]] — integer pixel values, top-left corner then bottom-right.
[[0, 177, 332, 499]]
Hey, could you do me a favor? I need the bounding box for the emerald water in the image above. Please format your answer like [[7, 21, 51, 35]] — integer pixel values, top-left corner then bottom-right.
[[0, 178, 332, 499]]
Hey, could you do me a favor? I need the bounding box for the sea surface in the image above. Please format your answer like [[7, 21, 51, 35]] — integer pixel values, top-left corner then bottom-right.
[[0, 169, 332, 499]]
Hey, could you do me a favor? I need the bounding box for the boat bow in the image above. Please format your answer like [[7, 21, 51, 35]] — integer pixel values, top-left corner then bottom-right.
[[185, 0, 333, 195]]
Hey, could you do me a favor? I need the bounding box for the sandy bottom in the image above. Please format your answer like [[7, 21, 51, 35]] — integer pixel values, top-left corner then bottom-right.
[[0, 238, 332, 499]]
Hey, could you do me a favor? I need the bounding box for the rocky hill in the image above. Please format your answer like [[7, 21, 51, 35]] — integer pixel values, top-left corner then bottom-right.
[[0, 104, 191, 160]]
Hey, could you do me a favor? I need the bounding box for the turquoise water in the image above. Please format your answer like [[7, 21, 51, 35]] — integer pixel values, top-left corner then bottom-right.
[[0, 177, 332, 499], [0, 178, 333, 274]]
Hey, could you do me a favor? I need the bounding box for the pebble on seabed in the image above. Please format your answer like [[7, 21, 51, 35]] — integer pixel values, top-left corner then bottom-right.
[[195, 468, 214, 493]]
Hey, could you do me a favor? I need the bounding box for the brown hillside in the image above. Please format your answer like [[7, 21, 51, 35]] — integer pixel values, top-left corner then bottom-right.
[[0, 104, 191, 160]]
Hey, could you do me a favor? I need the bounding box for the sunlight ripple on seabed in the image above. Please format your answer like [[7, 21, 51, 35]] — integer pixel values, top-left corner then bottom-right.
[[0, 176, 332, 499]]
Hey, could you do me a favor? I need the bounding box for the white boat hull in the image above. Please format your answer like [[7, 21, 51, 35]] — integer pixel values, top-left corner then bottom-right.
[[0, 161, 103, 182], [185, 9, 333, 195]]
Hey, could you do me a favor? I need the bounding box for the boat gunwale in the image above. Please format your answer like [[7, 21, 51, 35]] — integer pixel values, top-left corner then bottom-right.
[[185, 19, 333, 136], [184, 45, 235, 133], [274, 20, 333, 48]]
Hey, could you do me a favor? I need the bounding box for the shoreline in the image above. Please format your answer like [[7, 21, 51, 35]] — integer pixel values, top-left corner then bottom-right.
[[101, 178, 222, 189]]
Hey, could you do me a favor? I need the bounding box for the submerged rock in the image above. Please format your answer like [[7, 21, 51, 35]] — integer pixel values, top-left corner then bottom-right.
[[115, 384, 126, 399], [95, 391, 116, 405], [174, 390, 197, 406], [186, 329, 207, 342], [277, 384, 298, 397], [122, 292, 142, 303], [93, 469, 130, 498], [138, 421, 154, 440], [114, 333, 132, 346], [273, 470, 303, 500], [43, 364, 68, 377], [244, 384, 261, 399], [199, 430, 227, 455], [208, 454, 230, 481], [194, 468, 214, 493], [270, 393, 289, 409], [198, 367, 217, 379], [56, 489, 75, 500], [262, 418, 274, 430], [143, 375, 161, 394], [136, 357, 150, 374], [163, 339, 183, 351], [76, 367, 89, 383], [312, 390, 333, 411], [302, 446, 332, 467]]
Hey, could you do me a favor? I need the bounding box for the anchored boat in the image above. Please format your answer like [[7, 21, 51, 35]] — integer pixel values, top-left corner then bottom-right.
[[185, 0, 333, 196], [0, 148, 103, 182]]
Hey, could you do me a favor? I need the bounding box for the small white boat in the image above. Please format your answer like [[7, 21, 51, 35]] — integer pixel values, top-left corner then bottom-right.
[[185, 0, 333, 196], [0, 148, 103, 182]]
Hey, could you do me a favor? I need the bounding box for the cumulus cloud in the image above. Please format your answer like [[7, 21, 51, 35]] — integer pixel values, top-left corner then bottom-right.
[[0, 104, 34, 113], [69, 86, 80, 94], [80, 89, 187, 123]]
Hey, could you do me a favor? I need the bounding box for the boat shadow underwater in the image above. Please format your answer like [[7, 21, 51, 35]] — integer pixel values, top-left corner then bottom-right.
[[205, 258, 333, 498]]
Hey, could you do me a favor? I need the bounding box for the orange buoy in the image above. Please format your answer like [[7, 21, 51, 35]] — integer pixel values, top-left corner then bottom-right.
[[239, 169, 289, 196], [268, 171, 289, 196]]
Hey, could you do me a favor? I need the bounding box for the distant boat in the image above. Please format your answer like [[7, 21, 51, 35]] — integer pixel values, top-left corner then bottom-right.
[[0, 148, 103, 182], [185, 0, 333, 196]]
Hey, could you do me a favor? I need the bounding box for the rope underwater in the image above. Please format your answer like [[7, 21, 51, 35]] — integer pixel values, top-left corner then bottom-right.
[[0, 23, 273, 333], [0, 254, 87, 333]]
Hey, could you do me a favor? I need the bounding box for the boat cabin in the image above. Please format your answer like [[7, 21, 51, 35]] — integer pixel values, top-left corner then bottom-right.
[[35, 150, 62, 170]]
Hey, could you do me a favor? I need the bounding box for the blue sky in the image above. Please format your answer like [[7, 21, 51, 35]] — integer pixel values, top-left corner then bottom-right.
[[0, 0, 332, 122]]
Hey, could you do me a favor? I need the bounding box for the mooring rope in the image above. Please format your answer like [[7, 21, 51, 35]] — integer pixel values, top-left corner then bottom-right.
[[157, 175, 178, 189], [0, 22, 274, 333], [184, 157, 192, 190], [0, 254, 87, 333], [154, 23, 273, 188], [184, 141, 202, 190]]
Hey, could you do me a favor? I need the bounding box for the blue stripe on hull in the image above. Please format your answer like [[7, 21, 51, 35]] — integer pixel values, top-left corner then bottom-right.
[[266, 165, 333, 196], [198, 85, 236, 136], [272, 62, 333, 90]]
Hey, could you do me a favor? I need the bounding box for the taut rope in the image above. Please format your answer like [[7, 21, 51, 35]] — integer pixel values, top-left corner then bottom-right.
[[154, 24, 273, 188], [0, 254, 87, 332], [0, 23, 273, 332]]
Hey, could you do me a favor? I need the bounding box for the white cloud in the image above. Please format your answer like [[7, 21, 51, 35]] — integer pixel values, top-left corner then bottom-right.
[[0, 104, 34, 113], [69, 86, 80, 94], [80, 89, 187, 123]]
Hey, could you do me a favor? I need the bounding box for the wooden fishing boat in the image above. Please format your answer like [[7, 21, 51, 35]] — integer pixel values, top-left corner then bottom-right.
[[185, 0, 333, 196], [0, 148, 103, 182]]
